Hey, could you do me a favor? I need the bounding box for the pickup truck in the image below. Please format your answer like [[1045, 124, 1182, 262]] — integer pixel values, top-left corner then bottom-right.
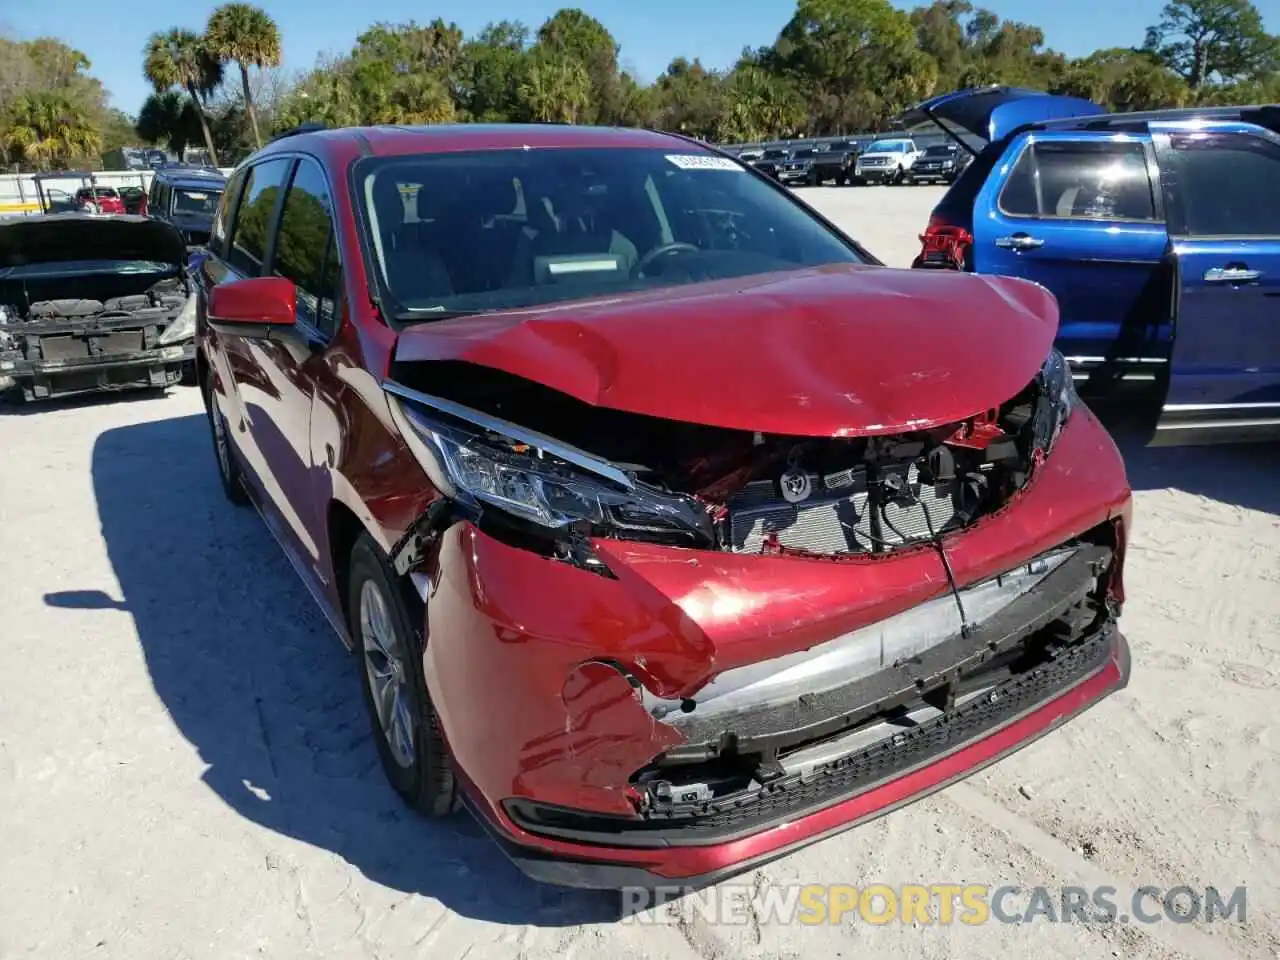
[[776, 146, 854, 186], [902, 85, 1280, 446], [852, 138, 923, 184]]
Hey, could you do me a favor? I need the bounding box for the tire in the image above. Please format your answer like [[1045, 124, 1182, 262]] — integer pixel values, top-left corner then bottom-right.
[[808, 169, 820, 187], [348, 534, 456, 817], [204, 375, 249, 506], [180, 360, 198, 387]]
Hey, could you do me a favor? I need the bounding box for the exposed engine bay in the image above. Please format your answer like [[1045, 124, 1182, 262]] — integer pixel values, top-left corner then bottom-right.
[[385, 354, 1074, 566], [0, 276, 190, 361]]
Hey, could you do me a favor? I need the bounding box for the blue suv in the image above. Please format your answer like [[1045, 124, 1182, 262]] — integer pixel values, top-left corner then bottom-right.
[[903, 86, 1280, 447]]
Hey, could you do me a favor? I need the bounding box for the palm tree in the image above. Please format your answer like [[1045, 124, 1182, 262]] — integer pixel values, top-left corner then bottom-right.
[[143, 29, 222, 165], [135, 91, 202, 156], [2, 93, 102, 170], [205, 3, 282, 149], [519, 49, 591, 123]]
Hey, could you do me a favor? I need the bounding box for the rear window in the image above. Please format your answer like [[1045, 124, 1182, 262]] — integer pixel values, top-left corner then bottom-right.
[[998, 139, 1157, 222]]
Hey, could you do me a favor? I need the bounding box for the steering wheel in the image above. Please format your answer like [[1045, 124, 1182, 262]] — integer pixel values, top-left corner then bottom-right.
[[633, 241, 700, 277]]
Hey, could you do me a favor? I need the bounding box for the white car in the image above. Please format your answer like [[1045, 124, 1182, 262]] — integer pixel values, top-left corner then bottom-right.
[[852, 138, 922, 185]]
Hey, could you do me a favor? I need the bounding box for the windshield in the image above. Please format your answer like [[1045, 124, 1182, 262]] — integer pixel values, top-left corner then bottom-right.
[[924, 145, 957, 156], [762, 149, 788, 159], [356, 147, 864, 321], [78, 188, 118, 199], [172, 187, 222, 215], [792, 149, 817, 159], [867, 140, 909, 154]]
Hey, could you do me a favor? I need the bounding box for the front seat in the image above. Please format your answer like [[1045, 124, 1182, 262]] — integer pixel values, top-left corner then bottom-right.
[[371, 175, 453, 304], [506, 184, 639, 287]]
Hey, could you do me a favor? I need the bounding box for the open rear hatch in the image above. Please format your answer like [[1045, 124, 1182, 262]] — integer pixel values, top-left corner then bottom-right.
[[897, 85, 1109, 156]]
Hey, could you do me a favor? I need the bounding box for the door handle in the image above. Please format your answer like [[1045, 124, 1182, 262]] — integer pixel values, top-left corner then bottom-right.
[[994, 233, 1045, 251], [1204, 266, 1262, 283]]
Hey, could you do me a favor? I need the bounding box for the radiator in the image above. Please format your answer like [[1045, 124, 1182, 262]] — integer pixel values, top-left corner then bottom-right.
[[727, 462, 958, 555]]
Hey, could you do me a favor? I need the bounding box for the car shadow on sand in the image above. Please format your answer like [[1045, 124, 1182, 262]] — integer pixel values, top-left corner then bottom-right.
[[1113, 428, 1280, 516], [66, 412, 622, 926]]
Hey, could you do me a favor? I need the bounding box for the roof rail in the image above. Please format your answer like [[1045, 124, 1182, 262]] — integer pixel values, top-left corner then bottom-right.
[[271, 121, 327, 142]]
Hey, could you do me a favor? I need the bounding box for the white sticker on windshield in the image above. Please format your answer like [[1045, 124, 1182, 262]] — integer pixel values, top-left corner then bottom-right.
[[665, 154, 743, 172]]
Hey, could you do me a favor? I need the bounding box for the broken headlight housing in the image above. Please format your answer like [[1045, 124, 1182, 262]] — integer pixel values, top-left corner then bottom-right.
[[386, 391, 712, 545], [1035, 348, 1078, 454], [157, 292, 197, 346]]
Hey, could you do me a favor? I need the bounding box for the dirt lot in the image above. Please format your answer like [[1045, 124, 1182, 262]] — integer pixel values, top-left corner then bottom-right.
[[2, 184, 1277, 960]]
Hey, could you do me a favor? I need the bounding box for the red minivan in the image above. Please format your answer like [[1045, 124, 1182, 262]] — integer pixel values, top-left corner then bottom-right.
[[196, 123, 1132, 888]]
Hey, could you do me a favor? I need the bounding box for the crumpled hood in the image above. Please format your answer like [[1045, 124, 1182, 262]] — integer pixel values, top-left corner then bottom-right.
[[0, 214, 187, 270], [393, 263, 1059, 437]]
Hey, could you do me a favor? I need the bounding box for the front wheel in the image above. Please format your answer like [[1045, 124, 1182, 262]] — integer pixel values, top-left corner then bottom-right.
[[204, 381, 249, 506], [349, 534, 456, 816]]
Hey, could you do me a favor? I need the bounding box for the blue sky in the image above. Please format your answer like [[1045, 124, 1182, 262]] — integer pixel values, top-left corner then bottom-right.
[[6, 0, 1276, 115]]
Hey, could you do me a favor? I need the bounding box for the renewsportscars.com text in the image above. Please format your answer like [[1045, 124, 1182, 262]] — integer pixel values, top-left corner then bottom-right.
[[621, 883, 1247, 926]]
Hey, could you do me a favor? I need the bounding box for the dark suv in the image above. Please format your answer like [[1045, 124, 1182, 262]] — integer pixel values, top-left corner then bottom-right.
[[905, 86, 1280, 445], [146, 166, 226, 249]]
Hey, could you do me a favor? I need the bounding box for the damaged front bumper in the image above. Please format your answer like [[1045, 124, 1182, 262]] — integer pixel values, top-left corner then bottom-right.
[[413, 408, 1133, 888], [0, 343, 191, 400]]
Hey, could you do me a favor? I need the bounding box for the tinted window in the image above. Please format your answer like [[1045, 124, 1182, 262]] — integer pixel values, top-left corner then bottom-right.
[[358, 147, 864, 322], [172, 186, 222, 216], [1165, 132, 1280, 237], [227, 158, 291, 276], [210, 170, 246, 256], [999, 140, 1156, 222], [272, 159, 341, 336]]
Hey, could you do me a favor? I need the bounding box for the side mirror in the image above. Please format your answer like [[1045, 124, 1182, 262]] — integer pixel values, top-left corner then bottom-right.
[[207, 276, 296, 338]]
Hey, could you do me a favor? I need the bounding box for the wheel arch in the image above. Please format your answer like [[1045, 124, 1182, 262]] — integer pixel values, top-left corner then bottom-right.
[[327, 498, 368, 630]]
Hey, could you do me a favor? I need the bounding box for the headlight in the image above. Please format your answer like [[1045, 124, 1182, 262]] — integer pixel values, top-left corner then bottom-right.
[[1034, 349, 1078, 453], [157, 293, 197, 345], [385, 390, 713, 546]]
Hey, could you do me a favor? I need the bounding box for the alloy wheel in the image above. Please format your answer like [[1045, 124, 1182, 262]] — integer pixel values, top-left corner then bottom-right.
[[359, 579, 416, 769]]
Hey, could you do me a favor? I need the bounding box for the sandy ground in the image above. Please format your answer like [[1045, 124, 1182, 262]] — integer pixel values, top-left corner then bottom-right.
[[2, 185, 1278, 960]]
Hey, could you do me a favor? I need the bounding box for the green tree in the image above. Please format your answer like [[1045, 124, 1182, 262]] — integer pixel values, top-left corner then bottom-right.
[[535, 9, 622, 123], [717, 65, 805, 142], [460, 21, 531, 121], [519, 46, 591, 123], [136, 90, 203, 155], [653, 57, 726, 138], [2, 92, 102, 170], [143, 29, 223, 164], [1053, 48, 1189, 110], [767, 0, 924, 132], [205, 3, 282, 149], [1144, 0, 1279, 88]]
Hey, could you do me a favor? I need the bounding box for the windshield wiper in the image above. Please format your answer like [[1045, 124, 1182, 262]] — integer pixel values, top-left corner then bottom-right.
[[394, 308, 489, 322]]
